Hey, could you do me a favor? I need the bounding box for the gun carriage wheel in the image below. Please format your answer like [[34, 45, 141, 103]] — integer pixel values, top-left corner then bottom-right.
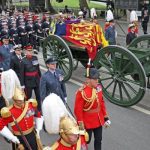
[[93, 45, 147, 107], [41, 35, 73, 81]]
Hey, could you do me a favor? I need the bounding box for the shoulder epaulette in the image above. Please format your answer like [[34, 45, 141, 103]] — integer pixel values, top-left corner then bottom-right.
[[0, 107, 11, 118], [28, 99, 38, 108], [51, 142, 59, 150]]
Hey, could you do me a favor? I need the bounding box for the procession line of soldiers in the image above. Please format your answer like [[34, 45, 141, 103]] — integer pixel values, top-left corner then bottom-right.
[[0, 9, 111, 150], [0, 10, 50, 49]]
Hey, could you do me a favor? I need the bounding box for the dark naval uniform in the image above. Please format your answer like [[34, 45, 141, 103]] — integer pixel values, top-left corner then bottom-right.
[[8, 27, 19, 45], [0, 29, 8, 38], [22, 50, 41, 111], [10, 52, 25, 87], [34, 21, 44, 46], [25, 23, 36, 49], [41, 20, 50, 37], [17, 25, 28, 48]]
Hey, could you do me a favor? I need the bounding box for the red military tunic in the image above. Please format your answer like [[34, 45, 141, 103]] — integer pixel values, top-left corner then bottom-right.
[[50, 135, 87, 150], [74, 84, 108, 129], [0, 100, 41, 134]]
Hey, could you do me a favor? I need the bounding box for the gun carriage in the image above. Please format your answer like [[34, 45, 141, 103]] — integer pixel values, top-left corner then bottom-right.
[[39, 15, 150, 107]]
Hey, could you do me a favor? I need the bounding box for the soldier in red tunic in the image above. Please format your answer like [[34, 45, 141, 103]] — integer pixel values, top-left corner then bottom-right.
[[74, 68, 111, 150], [0, 87, 43, 150], [43, 115, 88, 150]]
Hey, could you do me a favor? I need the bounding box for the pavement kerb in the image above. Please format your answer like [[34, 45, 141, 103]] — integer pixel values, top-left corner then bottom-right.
[[40, 64, 150, 111]]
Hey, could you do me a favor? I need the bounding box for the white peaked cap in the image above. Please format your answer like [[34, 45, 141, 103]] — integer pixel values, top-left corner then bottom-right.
[[106, 9, 114, 22], [13, 44, 22, 50], [42, 93, 75, 134]]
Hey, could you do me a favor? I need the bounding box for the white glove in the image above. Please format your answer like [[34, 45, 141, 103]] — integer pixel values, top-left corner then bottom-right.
[[0, 126, 20, 144], [35, 116, 44, 137], [104, 120, 111, 128], [64, 97, 67, 103], [11, 136, 20, 144]]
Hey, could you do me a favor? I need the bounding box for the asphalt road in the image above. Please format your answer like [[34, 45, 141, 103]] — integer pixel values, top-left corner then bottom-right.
[[0, 66, 150, 150]]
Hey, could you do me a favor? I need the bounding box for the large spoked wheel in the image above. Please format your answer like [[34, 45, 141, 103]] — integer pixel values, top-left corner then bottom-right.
[[93, 45, 147, 107], [42, 35, 73, 81]]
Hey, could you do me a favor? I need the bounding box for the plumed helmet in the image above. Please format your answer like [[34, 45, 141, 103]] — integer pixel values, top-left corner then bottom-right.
[[12, 87, 25, 101], [42, 93, 74, 134], [59, 116, 79, 135]]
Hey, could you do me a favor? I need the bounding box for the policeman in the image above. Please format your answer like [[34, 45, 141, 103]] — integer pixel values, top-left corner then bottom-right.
[[0, 87, 43, 150], [40, 56, 67, 103], [43, 116, 88, 150], [74, 68, 111, 150], [22, 45, 41, 111], [10, 45, 25, 87], [0, 35, 13, 71]]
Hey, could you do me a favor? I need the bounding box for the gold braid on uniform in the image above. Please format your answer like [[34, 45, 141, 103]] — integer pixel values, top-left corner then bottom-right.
[[81, 88, 97, 111]]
